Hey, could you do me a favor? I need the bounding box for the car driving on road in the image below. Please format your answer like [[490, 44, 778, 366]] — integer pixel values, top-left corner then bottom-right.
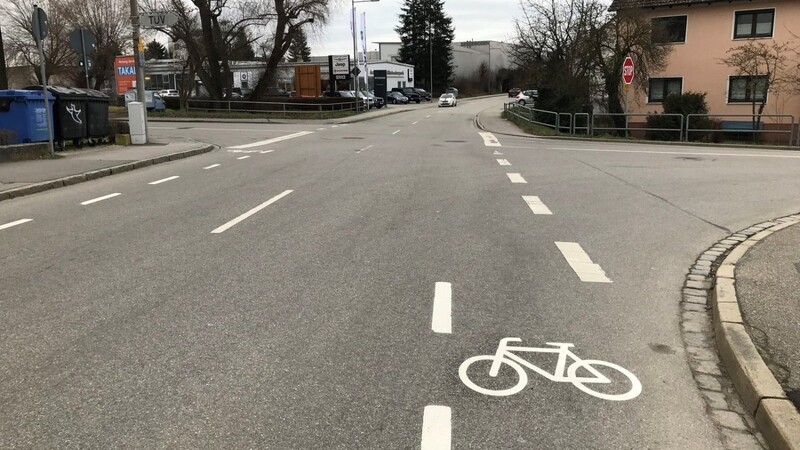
[[438, 93, 457, 107]]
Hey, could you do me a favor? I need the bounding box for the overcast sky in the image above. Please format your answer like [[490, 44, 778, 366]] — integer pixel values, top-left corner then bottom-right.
[[308, 0, 521, 57]]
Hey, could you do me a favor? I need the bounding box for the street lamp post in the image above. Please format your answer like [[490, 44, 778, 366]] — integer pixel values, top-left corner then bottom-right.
[[352, 0, 378, 113]]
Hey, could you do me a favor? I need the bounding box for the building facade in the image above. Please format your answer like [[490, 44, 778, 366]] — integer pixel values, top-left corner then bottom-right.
[[376, 40, 514, 82]]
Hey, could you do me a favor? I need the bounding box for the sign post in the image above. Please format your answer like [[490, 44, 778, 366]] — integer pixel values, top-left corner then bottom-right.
[[128, 0, 148, 142], [622, 56, 635, 138], [32, 5, 54, 157], [69, 29, 96, 88], [140, 11, 179, 28]]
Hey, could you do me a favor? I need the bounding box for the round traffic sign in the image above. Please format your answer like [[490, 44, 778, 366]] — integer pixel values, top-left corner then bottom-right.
[[622, 57, 635, 85]]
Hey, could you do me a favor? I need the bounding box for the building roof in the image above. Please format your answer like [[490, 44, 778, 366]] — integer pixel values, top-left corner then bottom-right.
[[609, 0, 725, 11]]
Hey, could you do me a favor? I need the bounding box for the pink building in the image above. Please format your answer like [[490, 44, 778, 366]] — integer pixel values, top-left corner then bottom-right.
[[610, 0, 800, 137]]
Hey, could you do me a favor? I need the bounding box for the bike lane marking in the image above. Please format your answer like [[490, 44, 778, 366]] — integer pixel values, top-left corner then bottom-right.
[[0, 219, 33, 231], [432, 282, 452, 334], [496, 159, 511, 166], [211, 190, 293, 234], [421, 405, 451, 450], [506, 173, 527, 184], [555, 242, 612, 283], [479, 132, 501, 147], [522, 196, 553, 215]]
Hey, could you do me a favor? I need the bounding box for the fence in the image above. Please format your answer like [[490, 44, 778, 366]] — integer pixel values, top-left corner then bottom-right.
[[503, 101, 799, 147], [186, 98, 359, 117]]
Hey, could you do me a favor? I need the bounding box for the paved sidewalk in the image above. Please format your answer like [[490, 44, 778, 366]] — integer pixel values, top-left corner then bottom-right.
[[0, 139, 215, 201], [736, 222, 800, 410]]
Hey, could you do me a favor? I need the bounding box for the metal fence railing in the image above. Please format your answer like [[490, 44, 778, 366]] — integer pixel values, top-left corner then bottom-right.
[[186, 99, 359, 117], [592, 113, 685, 141], [504, 103, 561, 134], [686, 114, 796, 147]]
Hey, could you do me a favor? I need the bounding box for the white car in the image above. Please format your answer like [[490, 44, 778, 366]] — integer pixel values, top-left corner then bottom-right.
[[515, 90, 538, 106], [438, 93, 457, 107], [159, 89, 179, 98]]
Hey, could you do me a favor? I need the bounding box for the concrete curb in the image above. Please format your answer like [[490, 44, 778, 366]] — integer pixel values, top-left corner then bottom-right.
[[0, 143, 217, 203], [683, 215, 800, 449]]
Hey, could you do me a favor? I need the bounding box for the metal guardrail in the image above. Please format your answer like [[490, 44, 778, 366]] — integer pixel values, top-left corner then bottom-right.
[[574, 113, 590, 136], [505, 103, 561, 134], [592, 113, 684, 141], [186, 98, 359, 117], [686, 114, 796, 147]]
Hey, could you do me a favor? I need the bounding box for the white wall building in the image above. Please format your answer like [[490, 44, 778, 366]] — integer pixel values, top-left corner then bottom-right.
[[376, 40, 514, 82]]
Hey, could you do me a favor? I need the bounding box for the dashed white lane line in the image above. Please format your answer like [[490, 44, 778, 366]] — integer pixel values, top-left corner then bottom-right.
[[412, 121, 419, 125], [356, 145, 373, 154], [426, 114, 432, 118], [81, 193, 121, 206], [479, 132, 501, 147], [506, 173, 527, 183], [432, 282, 452, 334], [0, 219, 33, 230], [204, 164, 221, 170], [148, 176, 180, 185], [316, 128, 326, 131], [555, 242, 612, 283], [421, 405, 451, 450], [211, 190, 293, 234], [237, 155, 251, 160], [497, 159, 511, 166], [522, 195, 553, 215], [392, 130, 401, 135], [227, 131, 313, 149]]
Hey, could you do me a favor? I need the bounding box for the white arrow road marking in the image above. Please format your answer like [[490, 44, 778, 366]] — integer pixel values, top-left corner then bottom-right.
[[0, 219, 33, 230], [149, 176, 180, 185], [507, 173, 527, 184], [522, 196, 553, 215], [81, 193, 121, 205], [432, 282, 452, 334], [211, 190, 293, 234], [497, 159, 511, 166], [479, 132, 501, 147], [421, 405, 451, 450], [227, 131, 313, 149], [555, 242, 612, 283], [204, 164, 221, 170]]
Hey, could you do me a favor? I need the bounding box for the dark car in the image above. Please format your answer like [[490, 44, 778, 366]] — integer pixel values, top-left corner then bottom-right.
[[508, 87, 521, 97], [414, 88, 432, 102], [387, 91, 409, 104], [391, 87, 421, 103]]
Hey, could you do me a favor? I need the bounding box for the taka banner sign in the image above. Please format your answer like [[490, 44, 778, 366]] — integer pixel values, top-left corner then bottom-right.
[[114, 56, 136, 95]]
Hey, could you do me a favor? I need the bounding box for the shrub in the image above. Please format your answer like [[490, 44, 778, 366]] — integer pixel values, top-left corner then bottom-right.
[[645, 91, 712, 142], [645, 114, 681, 141]]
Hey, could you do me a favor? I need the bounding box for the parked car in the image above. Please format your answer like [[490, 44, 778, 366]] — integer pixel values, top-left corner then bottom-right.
[[515, 89, 538, 106], [508, 87, 521, 97], [391, 87, 421, 103], [159, 89, 179, 98], [414, 88, 432, 102], [445, 87, 459, 98], [387, 91, 409, 104], [366, 91, 385, 109], [438, 93, 457, 107]]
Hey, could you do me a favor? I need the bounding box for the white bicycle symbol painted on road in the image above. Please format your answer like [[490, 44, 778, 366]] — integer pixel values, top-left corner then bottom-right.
[[459, 338, 642, 401]]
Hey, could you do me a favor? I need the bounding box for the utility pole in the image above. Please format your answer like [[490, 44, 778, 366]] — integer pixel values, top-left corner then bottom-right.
[[129, 0, 149, 142], [429, 20, 433, 96], [0, 25, 8, 90]]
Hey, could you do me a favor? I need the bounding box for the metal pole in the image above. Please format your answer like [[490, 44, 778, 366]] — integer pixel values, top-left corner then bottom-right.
[[129, 0, 149, 142], [79, 29, 90, 89], [351, 1, 359, 113], [36, 36, 54, 157], [429, 20, 433, 97]]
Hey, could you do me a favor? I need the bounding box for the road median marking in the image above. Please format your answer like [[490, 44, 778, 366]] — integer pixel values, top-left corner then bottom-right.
[[506, 173, 527, 184], [421, 405, 451, 450], [211, 190, 293, 234], [0, 219, 33, 231], [148, 176, 180, 185], [522, 196, 553, 215], [432, 282, 452, 334], [81, 193, 121, 206], [227, 131, 313, 149], [555, 242, 612, 283], [479, 131, 501, 147]]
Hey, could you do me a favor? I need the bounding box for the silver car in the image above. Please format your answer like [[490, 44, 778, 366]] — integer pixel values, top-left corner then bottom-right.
[[438, 93, 457, 107]]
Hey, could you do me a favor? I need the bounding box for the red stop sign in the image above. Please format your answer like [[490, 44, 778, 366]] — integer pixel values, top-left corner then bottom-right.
[[622, 56, 635, 85]]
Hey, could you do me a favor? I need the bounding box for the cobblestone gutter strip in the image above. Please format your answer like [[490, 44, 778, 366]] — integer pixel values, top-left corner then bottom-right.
[[0, 144, 217, 203], [682, 214, 800, 450]]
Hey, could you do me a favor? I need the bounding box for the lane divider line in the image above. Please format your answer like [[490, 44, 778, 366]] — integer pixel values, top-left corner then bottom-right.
[[204, 164, 221, 170], [0, 219, 33, 231], [392, 130, 401, 135], [260, 150, 275, 154], [149, 176, 180, 185], [81, 193, 121, 206], [211, 190, 293, 234], [496, 159, 511, 166], [226, 131, 313, 149], [493, 150, 503, 156], [356, 145, 374, 154], [237, 155, 251, 160], [522, 196, 553, 215], [432, 282, 452, 334], [507, 173, 527, 184], [412, 121, 419, 125], [426, 115, 432, 118], [555, 242, 612, 283], [421, 405, 452, 450], [479, 132, 501, 147]]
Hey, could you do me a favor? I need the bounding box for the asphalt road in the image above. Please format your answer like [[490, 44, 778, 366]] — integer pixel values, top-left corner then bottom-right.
[[2, 97, 800, 448]]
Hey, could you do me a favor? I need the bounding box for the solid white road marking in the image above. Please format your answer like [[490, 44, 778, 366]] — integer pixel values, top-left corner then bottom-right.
[[426, 114, 432, 118], [81, 193, 121, 205], [148, 175, 180, 185], [493, 150, 503, 155], [522, 196, 553, 215], [497, 159, 511, 166], [503, 145, 800, 160], [412, 121, 419, 125], [421, 405, 451, 450], [479, 132, 501, 147], [316, 128, 326, 131], [0, 219, 33, 230], [260, 150, 275, 154], [203, 164, 221, 170], [432, 282, 452, 334], [226, 131, 313, 149], [555, 242, 612, 283], [392, 130, 400, 135], [211, 190, 293, 234], [356, 145, 374, 154], [506, 173, 527, 184], [237, 155, 251, 160]]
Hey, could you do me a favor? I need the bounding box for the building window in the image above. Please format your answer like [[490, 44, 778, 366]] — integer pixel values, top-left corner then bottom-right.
[[652, 16, 687, 43], [734, 9, 774, 39], [728, 76, 768, 103], [648, 77, 682, 103]]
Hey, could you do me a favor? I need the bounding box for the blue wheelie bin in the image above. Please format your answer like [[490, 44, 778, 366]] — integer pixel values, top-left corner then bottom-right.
[[0, 90, 54, 144]]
